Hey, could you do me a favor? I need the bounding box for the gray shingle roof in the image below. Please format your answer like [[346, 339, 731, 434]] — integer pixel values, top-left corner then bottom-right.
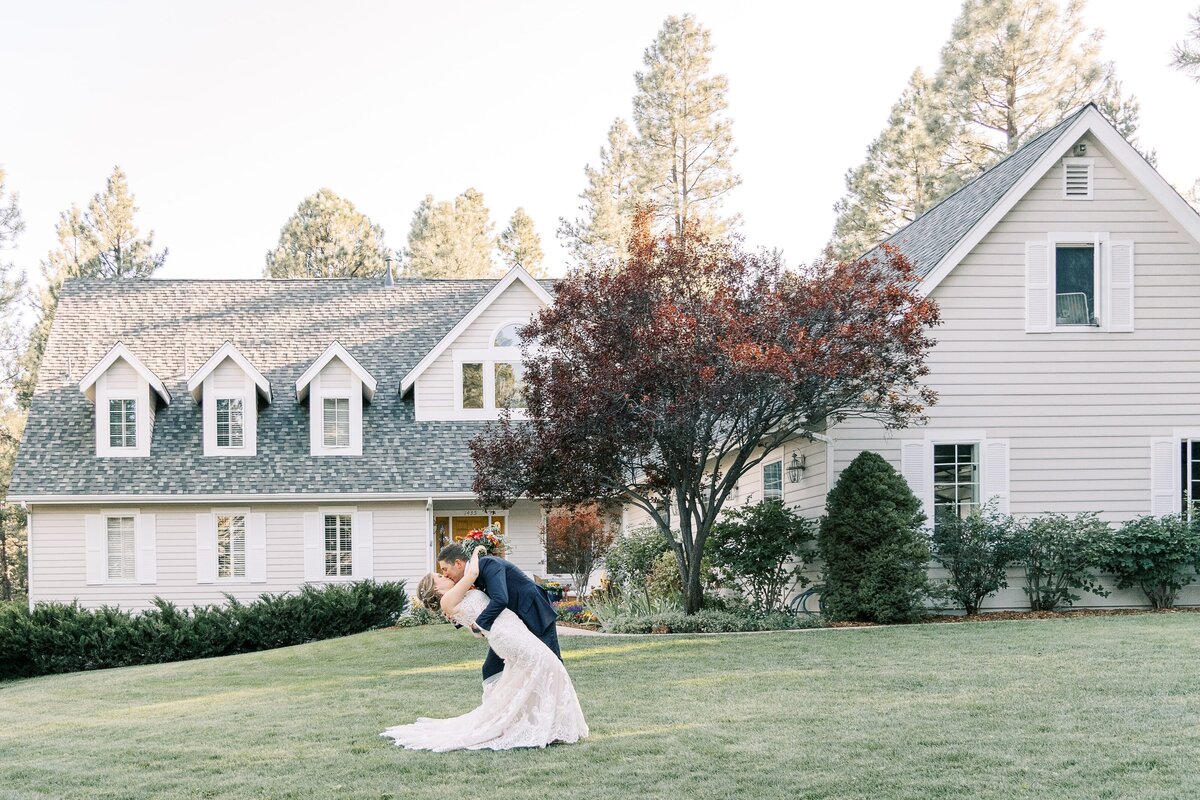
[[11, 277, 548, 499], [870, 105, 1089, 278]]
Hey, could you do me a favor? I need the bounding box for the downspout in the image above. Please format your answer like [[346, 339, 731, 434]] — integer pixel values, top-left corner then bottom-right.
[[425, 497, 434, 574], [19, 501, 31, 611]]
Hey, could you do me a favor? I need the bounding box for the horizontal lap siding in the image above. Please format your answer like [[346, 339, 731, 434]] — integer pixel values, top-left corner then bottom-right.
[[415, 281, 546, 417], [30, 501, 430, 612], [832, 133, 1200, 526]]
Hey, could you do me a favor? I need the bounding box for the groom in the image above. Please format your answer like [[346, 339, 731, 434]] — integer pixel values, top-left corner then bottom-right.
[[436, 542, 562, 684]]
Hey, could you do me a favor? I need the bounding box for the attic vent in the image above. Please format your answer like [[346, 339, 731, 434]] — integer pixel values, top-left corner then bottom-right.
[[1063, 158, 1094, 200]]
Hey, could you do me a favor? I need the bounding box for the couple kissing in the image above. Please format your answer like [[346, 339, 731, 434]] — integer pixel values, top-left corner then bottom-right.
[[380, 542, 589, 751]]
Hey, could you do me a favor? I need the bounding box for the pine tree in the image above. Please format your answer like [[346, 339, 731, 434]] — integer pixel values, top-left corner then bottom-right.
[[632, 14, 740, 239], [1173, 7, 1200, 80], [16, 166, 166, 408], [497, 208, 546, 276], [830, 0, 1146, 256], [0, 168, 25, 390], [558, 118, 643, 266], [404, 188, 498, 278], [829, 70, 965, 261], [264, 188, 390, 278]]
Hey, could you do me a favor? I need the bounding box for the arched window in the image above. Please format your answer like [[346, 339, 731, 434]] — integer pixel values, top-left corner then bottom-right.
[[493, 322, 523, 348], [455, 321, 529, 414]]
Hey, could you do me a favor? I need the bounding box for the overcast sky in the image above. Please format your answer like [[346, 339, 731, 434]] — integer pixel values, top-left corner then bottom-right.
[[2, 0, 1199, 288]]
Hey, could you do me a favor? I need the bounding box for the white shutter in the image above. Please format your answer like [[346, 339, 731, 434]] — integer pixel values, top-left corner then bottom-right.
[[247, 513, 267, 583], [1150, 438, 1180, 517], [1107, 240, 1134, 333], [303, 512, 322, 582], [85, 514, 105, 585], [352, 511, 374, 580], [1025, 241, 1053, 332], [900, 441, 930, 522], [135, 514, 157, 585], [981, 439, 1011, 515], [196, 514, 217, 584]]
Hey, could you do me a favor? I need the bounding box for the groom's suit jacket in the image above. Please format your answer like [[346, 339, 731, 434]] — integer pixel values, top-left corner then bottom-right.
[[473, 555, 561, 682]]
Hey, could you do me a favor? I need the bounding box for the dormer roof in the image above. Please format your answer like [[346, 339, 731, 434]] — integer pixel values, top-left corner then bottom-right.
[[78, 342, 172, 405], [399, 266, 551, 395], [295, 341, 378, 402], [186, 341, 272, 404]]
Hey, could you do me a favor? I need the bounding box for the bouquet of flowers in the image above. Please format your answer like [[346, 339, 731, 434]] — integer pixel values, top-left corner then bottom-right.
[[462, 524, 507, 556]]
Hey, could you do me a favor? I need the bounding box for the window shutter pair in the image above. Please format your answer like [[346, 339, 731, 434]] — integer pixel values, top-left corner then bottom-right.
[[303, 511, 373, 582], [83, 513, 156, 584], [1025, 240, 1134, 332], [900, 440, 1010, 522], [196, 513, 267, 583]]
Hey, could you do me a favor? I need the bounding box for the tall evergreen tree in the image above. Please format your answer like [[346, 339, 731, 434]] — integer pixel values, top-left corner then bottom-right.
[[558, 118, 643, 266], [264, 188, 390, 278], [829, 70, 965, 261], [0, 167, 26, 600], [0, 168, 25, 390], [404, 188, 498, 278], [632, 14, 740, 239], [1172, 6, 1200, 80], [830, 0, 1146, 257], [17, 166, 166, 408], [497, 208, 546, 277]]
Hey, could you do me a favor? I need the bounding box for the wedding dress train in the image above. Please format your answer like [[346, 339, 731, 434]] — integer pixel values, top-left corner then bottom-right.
[[381, 589, 589, 751]]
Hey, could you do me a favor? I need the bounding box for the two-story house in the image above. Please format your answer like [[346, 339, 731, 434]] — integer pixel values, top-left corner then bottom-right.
[[8, 267, 554, 611]]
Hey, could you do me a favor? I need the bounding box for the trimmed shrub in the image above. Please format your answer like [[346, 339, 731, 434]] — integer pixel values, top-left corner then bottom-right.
[[818, 451, 930, 623], [930, 502, 1019, 615], [1014, 513, 1109, 611], [709, 500, 816, 613], [0, 580, 407, 681], [1098, 515, 1200, 609]]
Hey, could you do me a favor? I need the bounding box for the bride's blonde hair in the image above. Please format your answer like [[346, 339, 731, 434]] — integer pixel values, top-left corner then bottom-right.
[[417, 573, 443, 614]]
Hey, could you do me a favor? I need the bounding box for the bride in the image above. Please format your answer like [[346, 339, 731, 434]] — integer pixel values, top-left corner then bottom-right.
[[381, 545, 589, 751]]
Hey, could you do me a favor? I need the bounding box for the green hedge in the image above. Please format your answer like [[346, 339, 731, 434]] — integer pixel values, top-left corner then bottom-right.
[[0, 580, 407, 681], [603, 609, 825, 634]]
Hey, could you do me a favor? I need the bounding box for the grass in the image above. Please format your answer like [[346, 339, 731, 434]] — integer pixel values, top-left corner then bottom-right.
[[2, 615, 1200, 799]]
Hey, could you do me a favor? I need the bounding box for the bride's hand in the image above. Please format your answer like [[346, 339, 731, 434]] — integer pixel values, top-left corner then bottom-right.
[[465, 545, 484, 582]]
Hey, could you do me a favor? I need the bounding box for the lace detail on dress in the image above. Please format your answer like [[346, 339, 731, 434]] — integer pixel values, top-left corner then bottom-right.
[[382, 589, 588, 751]]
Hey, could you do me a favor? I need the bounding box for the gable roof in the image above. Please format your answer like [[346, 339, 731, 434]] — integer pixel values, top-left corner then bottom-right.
[[868, 103, 1200, 296], [9, 277, 554, 501], [78, 342, 172, 405], [294, 341, 378, 402], [399, 266, 552, 395], [186, 341, 272, 404]]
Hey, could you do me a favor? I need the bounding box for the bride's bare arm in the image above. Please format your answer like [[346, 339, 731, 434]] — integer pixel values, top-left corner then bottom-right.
[[439, 546, 487, 616]]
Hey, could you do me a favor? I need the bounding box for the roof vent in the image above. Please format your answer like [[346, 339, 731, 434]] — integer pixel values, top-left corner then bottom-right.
[[383, 255, 395, 288], [1063, 158, 1093, 200]]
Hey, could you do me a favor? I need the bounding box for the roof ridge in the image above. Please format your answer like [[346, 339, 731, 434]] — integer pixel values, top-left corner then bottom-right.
[[881, 104, 1091, 249]]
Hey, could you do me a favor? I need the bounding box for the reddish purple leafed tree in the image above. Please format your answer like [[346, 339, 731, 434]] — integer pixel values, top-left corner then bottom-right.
[[471, 213, 940, 613]]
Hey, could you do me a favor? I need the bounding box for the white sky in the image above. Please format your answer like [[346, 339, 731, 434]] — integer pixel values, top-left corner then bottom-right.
[[2, 0, 1198, 288]]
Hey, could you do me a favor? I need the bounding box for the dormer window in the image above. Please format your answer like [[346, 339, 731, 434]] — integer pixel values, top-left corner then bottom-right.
[[187, 342, 271, 457], [79, 343, 171, 458], [295, 342, 377, 457], [446, 321, 531, 419]]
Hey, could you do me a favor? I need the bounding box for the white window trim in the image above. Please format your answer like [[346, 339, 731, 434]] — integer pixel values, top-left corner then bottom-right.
[[761, 459, 783, 502], [450, 346, 530, 421], [101, 508, 139, 585], [1047, 231, 1109, 332], [95, 371, 152, 458], [212, 507, 251, 583], [1061, 157, 1095, 200], [489, 320, 526, 348], [202, 371, 257, 456], [309, 370, 364, 456], [318, 506, 358, 582]]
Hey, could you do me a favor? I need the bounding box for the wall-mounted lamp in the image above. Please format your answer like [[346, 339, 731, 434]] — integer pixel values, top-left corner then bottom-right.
[[786, 450, 806, 483]]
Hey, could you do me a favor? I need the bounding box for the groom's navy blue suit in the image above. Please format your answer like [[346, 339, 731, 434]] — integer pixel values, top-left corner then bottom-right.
[[472, 555, 561, 682]]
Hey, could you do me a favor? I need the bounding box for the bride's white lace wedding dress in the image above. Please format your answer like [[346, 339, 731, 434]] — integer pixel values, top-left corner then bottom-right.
[[380, 589, 589, 751]]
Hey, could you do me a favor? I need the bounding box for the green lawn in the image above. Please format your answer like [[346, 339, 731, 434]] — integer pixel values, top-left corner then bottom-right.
[[2, 616, 1199, 800]]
